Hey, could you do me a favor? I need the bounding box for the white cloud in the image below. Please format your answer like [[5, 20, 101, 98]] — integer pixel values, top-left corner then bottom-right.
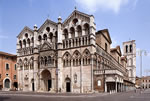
[[75, 0, 130, 13]]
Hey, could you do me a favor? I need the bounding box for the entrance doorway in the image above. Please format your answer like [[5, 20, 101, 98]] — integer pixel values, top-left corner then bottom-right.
[[32, 83, 34, 91], [41, 69, 52, 91], [66, 82, 71, 92], [4, 79, 10, 88], [31, 79, 34, 91], [48, 80, 51, 91], [13, 82, 18, 89], [65, 76, 71, 92]]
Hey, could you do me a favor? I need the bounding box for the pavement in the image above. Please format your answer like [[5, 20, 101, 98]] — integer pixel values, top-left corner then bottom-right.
[[0, 89, 150, 101]]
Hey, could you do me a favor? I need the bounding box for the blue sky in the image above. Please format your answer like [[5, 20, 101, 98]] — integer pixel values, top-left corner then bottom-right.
[[0, 0, 150, 76]]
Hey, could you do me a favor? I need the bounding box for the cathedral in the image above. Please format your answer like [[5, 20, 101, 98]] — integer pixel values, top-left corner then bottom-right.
[[17, 10, 136, 93]]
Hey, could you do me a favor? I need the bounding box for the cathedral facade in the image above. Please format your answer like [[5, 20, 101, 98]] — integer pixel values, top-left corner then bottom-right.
[[17, 10, 135, 93]]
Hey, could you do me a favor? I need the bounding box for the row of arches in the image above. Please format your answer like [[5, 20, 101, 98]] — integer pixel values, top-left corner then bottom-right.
[[18, 57, 34, 70], [40, 56, 56, 66], [18, 47, 34, 56], [63, 49, 91, 67], [38, 31, 57, 43], [63, 23, 90, 39], [19, 36, 34, 48], [93, 54, 114, 70], [63, 36, 90, 48]]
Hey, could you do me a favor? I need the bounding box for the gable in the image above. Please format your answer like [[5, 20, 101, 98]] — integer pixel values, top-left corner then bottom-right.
[[116, 46, 122, 56], [38, 19, 57, 33], [63, 10, 92, 27], [17, 26, 34, 38], [102, 29, 112, 44], [40, 42, 52, 51]]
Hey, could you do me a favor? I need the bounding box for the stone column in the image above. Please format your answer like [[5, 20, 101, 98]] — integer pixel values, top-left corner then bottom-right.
[[82, 29, 85, 36], [23, 65, 24, 91], [75, 29, 78, 37], [116, 82, 117, 93], [105, 82, 107, 92]]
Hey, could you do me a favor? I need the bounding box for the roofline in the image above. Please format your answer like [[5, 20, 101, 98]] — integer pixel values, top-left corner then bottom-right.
[[0, 51, 17, 57], [96, 29, 112, 44]]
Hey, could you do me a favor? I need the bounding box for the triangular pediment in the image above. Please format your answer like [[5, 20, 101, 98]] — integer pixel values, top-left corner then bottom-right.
[[38, 19, 57, 32], [116, 46, 122, 56], [40, 41, 52, 51], [17, 26, 33, 38], [63, 10, 92, 26], [98, 29, 112, 44]]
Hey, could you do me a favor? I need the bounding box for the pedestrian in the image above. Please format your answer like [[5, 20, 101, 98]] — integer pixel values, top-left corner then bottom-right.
[[134, 88, 136, 93]]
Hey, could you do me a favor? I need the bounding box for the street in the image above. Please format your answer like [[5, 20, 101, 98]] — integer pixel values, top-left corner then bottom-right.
[[0, 89, 150, 101]]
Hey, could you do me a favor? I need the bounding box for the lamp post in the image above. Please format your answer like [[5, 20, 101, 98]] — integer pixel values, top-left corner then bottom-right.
[[138, 49, 147, 93]]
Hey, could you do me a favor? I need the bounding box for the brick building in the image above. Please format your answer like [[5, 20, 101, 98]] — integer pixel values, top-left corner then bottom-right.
[[0, 51, 17, 90]]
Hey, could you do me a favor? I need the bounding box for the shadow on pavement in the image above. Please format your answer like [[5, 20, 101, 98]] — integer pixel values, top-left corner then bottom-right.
[[0, 96, 10, 101]]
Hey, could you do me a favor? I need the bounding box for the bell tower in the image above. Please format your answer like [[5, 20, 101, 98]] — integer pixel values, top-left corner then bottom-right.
[[123, 40, 136, 83]]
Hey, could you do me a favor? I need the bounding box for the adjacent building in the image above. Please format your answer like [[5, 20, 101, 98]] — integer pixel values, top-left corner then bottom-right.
[[123, 40, 136, 84], [0, 51, 17, 90], [17, 10, 135, 93], [136, 76, 150, 89]]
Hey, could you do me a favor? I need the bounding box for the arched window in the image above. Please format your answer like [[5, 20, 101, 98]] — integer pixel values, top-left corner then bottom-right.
[[23, 39, 26, 47], [72, 50, 81, 66], [63, 29, 68, 39], [130, 45, 132, 53], [82, 49, 91, 65], [46, 27, 50, 32], [41, 57, 44, 65], [25, 33, 28, 38], [70, 27, 75, 38], [126, 45, 128, 53], [44, 56, 47, 66], [49, 32, 53, 42], [31, 37, 34, 43], [38, 35, 42, 42], [63, 52, 71, 67], [19, 40, 22, 48], [27, 38, 30, 46], [84, 23, 89, 35], [77, 25, 82, 37], [105, 43, 107, 52], [72, 18, 78, 25], [48, 56, 51, 64], [43, 34, 47, 41]]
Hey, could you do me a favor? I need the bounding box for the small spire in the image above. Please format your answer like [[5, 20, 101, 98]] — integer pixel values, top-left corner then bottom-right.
[[58, 15, 62, 23], [75, 6, 77, 10], [34, 24, 38, 31], [58, 16, 61, 19]]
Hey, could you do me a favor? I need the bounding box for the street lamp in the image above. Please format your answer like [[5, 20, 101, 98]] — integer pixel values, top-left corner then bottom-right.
[[138, 49, 147, 93]]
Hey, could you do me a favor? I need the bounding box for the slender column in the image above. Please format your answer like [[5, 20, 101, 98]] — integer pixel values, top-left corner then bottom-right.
[[75, 29, 78, 37], [91, 54, 94, 92], [116, 82, 117, 93], [23, 66, 24, 91], [82, 29, 85, 36], [105, 82, 107, 92]]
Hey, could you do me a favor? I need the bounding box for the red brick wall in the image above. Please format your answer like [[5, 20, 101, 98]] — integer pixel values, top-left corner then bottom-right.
[[0, 55, 17, 89]]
